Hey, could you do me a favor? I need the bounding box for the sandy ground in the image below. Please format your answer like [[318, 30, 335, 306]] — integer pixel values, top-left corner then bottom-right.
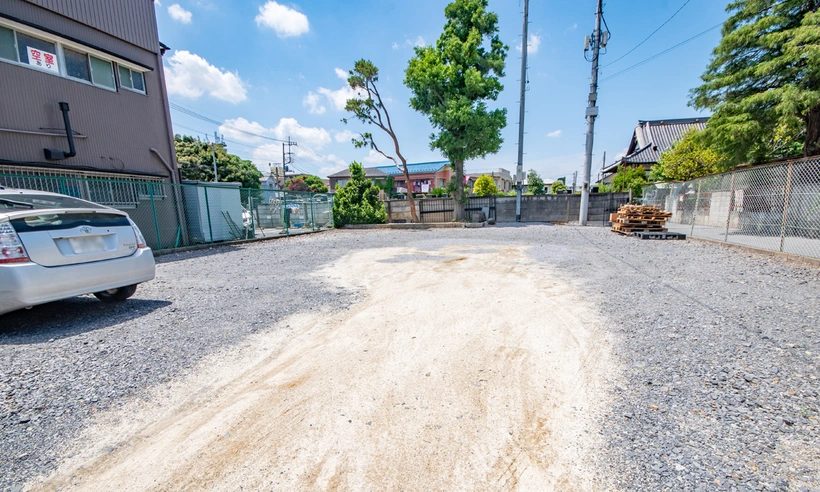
[[32, 244, 617, 491]]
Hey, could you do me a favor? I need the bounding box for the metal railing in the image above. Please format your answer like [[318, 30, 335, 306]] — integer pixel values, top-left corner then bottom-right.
[[642, 157, 820, 260], [0, 174, 334, 251]]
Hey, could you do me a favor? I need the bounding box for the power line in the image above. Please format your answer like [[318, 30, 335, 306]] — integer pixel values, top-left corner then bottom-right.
[[169, 102, 289, 144], [601, 22, 721, 82], [601, 0, 691, 68]]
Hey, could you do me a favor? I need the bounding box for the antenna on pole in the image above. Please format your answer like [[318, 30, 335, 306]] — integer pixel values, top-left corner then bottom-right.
[[580, 0, 608, 225], [515, 0, 529, 222]]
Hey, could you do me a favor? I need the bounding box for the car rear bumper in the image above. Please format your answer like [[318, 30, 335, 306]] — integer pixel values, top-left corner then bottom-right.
[[0, 248, 155, 315]]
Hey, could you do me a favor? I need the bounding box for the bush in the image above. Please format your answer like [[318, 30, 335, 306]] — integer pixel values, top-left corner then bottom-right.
[[429, 187, 448, 197], [332, 162, 386, 226], [473, 175, 498, 196], [551, 181, 567, 194]]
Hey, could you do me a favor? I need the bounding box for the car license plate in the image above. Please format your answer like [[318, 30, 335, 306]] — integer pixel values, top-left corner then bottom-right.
[[69, 236, 107, 254]]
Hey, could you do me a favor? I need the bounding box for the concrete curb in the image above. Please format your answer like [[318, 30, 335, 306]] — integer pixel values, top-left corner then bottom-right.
[[688, 236, 820, 268], [342, 222, 483, 230], [152, 229, 329, 257]]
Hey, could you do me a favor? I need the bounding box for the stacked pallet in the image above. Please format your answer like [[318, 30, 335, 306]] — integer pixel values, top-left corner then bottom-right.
[[611, 204, 672, 235]]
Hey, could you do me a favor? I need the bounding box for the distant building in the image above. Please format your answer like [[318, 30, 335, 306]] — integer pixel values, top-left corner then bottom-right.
[[328, 167, 388, 192], [601, 117, 709, 184], [486, 168, 513, 192], [327, 161, 453, 194], [374, 161, 452, 194]]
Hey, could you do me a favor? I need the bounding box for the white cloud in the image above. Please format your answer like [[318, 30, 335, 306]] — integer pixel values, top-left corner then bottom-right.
[[406, 36, 426, 48], [334, 68, 348, 80], [273, 118, 331, 148], [565, 23, 578, 34], [614, 147, 629, 160], [168, 4, 192, 24], [255, 1, 309, 38], [392, 42, 400, 50], [547, 130, 563, 138], [517, 34, 542, 55], [333, 129, 356, 143], [218, 117, 271, 144], [318, 85, 360, 111], [303, 91, 326, 114], [363, 149, 391, 164], [164, 51, 247, 103]]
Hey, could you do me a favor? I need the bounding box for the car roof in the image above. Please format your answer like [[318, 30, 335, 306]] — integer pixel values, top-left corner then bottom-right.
[[0, 188, 119, 216]]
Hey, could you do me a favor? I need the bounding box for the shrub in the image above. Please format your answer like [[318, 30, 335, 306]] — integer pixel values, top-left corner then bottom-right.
[[429, 187, 448, 197], [473, 175, 498, 196], [332, 162, 386, 226]]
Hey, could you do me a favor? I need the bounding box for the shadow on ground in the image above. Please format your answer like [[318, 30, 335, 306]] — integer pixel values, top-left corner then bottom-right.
[[0, 297, 172, 344]]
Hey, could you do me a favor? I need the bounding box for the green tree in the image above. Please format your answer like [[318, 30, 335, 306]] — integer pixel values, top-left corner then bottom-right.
[[404, 0, 508, 220], [343, 60, 419, 222], [332, 162, 386, 227], [428, 186, 448, 197], [526, 169, 546, 195], [612, 165, 648, 198], [691, 1, 820, 164], [174, 135, 262, 189], [551, 180, 567, 194], [652, 128, 728, 181], [472, 174, 498, 196], [286, 175, 328, 193]]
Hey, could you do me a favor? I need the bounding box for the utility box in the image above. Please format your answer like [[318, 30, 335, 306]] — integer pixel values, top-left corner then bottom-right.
[[182, 181, 245, 243]]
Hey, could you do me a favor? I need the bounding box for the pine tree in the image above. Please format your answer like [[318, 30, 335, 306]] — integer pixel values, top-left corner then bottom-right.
[[691, 1, 820, 164]]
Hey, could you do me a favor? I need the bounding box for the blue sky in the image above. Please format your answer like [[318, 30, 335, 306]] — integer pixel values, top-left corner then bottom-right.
[[155, 0, 729, 182]]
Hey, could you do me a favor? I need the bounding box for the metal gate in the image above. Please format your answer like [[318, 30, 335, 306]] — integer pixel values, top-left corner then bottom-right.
[[466, 196, 496, 222], [419, 198, 454, 223]]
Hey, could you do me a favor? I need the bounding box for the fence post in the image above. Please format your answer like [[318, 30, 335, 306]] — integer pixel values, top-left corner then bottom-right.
[[779, 161, 795, 252], [149, 182, 162, 250], [204, 186, 214, 243], [283, 191, 289, 235], [724, 173, 735, 243], [310, 194, 317, 232], [691, 179, 702, 238], [248, 192, 255, 240]]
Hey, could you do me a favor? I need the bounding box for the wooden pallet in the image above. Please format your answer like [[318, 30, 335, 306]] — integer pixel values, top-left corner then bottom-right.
[[611, 204, 671, 235]]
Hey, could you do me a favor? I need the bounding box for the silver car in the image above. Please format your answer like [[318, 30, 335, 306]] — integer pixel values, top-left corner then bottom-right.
[[0, 187, 155, 315]]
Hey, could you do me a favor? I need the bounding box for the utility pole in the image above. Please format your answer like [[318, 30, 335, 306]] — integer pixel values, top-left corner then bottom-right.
[[206, 133, 224, 183], [281, 137, 297, 186], [572, 171, 578, 193], [515, 0, 529, 222], [579, 0, 607, 225]]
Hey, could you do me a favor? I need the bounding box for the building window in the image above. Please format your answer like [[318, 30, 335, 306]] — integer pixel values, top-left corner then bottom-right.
[[0, 20, 146, 94], [0, 26, 16, 62], [89, 56, 115, 89], [118, 65, 146, 93]]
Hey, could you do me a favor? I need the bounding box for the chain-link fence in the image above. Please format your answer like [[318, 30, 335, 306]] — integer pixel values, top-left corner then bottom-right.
[[0, 174, 334, 251], [642, 157, 820, 260]]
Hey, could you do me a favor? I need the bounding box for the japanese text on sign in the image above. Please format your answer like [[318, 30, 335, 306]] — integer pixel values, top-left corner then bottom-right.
[[27, 47, 60, 74]]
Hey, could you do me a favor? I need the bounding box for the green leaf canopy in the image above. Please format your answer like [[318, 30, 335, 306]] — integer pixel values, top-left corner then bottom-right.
[[691, 1, 820, 164]]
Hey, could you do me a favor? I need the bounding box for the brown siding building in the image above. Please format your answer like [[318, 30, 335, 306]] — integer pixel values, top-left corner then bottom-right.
[[0, 0, 178, 184]]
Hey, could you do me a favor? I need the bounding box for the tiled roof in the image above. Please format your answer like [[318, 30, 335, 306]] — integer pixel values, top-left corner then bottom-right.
[[327, 167, 388, 179], [604, 117, 709, 173], [374, 161, 450, 176]]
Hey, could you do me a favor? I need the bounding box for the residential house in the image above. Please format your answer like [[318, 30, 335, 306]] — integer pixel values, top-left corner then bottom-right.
[[487, 168, 513, 192], [328, 166, 388, 192], [601, 117, 709, 184], [0, 0, 178, 186], [374, 161, 452, 194]]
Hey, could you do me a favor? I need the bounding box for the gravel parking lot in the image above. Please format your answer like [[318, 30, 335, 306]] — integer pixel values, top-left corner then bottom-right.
[[2, 226, 819, 491]]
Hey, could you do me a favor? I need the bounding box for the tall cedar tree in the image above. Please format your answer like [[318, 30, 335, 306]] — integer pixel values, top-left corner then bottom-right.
[[691, 1, 820, 164], [404, 0, 508, 220], [343, 60, 418, 222]]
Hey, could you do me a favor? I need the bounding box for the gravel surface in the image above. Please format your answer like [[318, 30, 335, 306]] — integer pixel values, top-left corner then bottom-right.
[[2, 226, 819, 491]]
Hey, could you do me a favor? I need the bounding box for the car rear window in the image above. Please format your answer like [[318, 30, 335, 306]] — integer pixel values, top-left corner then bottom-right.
[[0, 193, 104, 210], [10, 212, 130, 233]]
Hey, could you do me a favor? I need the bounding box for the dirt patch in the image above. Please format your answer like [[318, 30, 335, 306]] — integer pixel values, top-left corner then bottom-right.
[[32, 245, 617, 491]]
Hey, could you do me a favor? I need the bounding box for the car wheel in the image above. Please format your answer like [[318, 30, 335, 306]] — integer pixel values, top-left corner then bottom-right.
[[93, 284, 138, 302]]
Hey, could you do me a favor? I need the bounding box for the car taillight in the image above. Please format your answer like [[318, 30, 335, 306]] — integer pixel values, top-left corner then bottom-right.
[[0, 221, 29, 263], [129, 219, 147, 248]]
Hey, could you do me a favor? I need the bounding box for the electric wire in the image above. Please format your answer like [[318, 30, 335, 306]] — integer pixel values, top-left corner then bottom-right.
[[169, 102, 289, 143], [601, 0, 691, 68], [600, 22, 722, 82]]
